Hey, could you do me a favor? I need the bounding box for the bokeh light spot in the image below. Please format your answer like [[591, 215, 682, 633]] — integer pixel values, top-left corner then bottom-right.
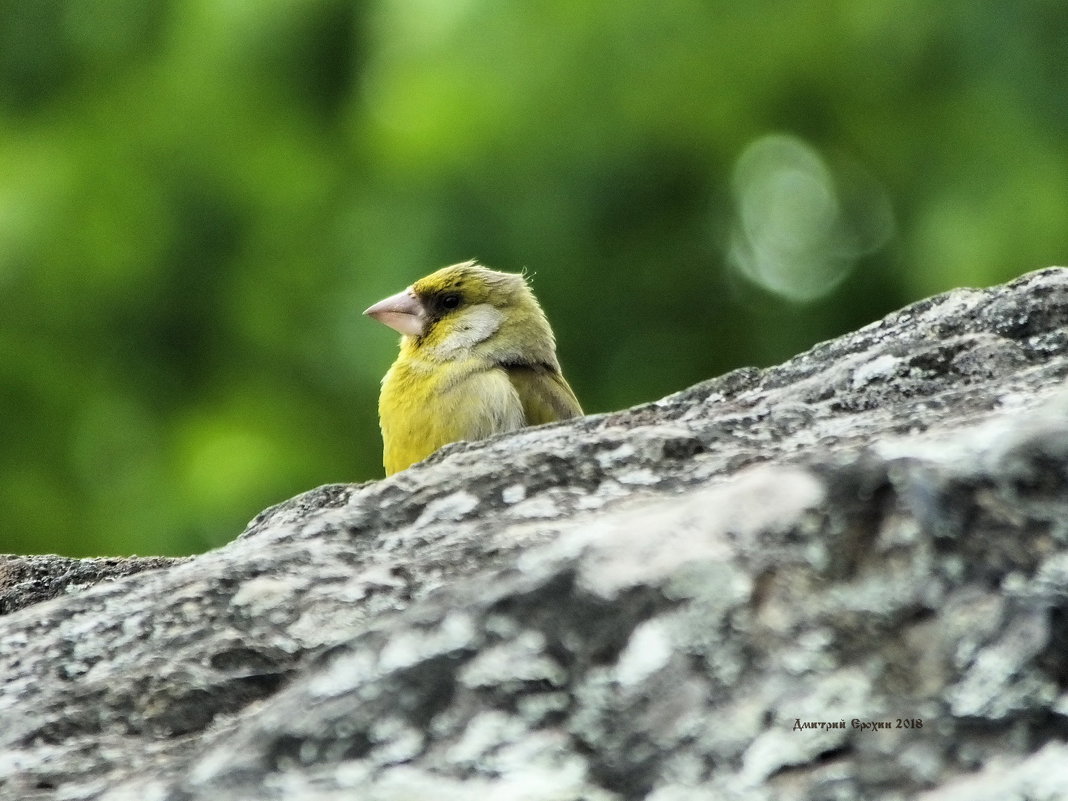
[[728, 133, 894, 302]]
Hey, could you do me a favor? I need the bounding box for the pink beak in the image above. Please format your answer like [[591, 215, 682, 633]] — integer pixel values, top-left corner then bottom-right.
[[364, 287, 426, 337]]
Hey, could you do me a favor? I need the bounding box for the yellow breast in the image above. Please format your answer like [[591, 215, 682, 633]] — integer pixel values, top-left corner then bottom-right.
[[379, 357, 525, 475]]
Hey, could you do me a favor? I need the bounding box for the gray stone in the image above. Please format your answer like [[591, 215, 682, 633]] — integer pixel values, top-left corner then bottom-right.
[[4, 267, 1068, 800]]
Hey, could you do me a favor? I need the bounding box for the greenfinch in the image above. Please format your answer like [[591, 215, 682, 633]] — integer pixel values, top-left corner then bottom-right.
[[365, 261, 582, 475]]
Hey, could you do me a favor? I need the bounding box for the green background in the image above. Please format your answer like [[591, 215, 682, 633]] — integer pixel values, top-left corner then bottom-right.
[[3, 1, 1066, 556]]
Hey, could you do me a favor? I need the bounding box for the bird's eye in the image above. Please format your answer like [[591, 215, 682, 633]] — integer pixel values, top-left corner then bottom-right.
[[441, 293, 461, 310]]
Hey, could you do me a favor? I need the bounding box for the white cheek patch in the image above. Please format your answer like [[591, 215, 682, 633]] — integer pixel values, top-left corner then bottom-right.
[[436, 304, 504, 357]]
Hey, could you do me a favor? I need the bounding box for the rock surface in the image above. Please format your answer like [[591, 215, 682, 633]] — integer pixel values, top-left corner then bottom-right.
[[4, 267, 1068, 801], [0, 555, 184, 616]]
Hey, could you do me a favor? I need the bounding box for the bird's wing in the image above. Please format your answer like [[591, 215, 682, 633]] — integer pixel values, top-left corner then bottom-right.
[[503, 363, 583, 425]]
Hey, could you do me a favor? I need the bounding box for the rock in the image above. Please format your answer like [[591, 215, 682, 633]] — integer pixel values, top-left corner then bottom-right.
[[0, 555, 185, 615], [3, 267, 1068, 801]]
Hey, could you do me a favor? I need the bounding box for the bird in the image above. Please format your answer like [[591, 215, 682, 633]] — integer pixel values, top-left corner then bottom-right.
[[364, 260, 582, 475]]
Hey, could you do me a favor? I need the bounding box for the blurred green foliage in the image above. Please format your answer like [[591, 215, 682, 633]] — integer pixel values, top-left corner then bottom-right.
[[2, 0, 1066, 556]]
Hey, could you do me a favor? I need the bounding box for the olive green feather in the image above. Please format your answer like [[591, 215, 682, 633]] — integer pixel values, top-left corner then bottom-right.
[[504, 363, 582, 425]]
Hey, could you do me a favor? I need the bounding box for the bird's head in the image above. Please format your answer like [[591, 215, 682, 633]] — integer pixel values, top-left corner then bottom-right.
[[364, 261, 558, 365]]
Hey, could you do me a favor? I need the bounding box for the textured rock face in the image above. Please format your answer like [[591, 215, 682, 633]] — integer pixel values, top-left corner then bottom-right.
[[4, 268, 1068, 801]]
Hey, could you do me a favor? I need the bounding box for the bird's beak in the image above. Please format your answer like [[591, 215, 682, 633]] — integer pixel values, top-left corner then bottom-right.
[[364, 287, 426, 337]]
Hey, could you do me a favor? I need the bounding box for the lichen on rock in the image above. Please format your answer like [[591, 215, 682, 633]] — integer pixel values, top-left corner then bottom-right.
[[4, 267, 1068, 801]]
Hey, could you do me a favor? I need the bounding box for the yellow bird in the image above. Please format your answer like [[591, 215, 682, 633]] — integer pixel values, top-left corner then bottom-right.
[[364, 261, 582, 475]]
